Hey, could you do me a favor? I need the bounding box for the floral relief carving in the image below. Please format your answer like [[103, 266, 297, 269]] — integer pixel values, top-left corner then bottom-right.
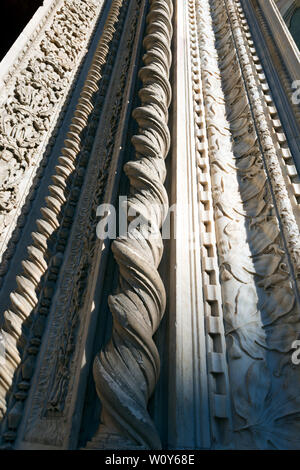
[[234, 362, 300, 450], [0, 0, 99, 255], [0, 0, 299, 451], [86, 0, 173, 450], [195, 0, 300, 449]]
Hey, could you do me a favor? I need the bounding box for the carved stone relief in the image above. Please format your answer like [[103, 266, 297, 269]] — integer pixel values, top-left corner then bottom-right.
[[1, 0, 150, 450], [186, 0, 232, 449], [0, 0, 128, 446], [1, 0, 300, 451], [0, 0, 102, 271], [194, 0, 300, 449]]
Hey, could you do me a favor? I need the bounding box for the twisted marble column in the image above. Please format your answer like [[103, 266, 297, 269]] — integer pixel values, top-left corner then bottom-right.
[[86, 0, 173, 450]]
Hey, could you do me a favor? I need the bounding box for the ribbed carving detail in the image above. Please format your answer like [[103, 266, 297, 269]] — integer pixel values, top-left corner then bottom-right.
[[86, 0, 173, 450], [0, 0, 124, 430]]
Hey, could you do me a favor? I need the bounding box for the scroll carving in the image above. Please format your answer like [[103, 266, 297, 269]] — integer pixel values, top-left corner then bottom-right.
[[225, 0, 300, 283], [86, 0, 173, 450]]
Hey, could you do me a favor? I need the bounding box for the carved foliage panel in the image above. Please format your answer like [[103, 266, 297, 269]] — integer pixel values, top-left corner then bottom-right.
[[194, 0, 300, 449], [0, 0, 101, 263]]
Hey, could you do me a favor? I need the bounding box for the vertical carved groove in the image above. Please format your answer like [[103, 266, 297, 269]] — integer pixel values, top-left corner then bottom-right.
[[87, 0, 173, 450], [0, 0, 125, 435]]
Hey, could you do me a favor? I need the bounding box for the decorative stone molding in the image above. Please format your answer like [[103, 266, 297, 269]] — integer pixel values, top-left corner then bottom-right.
[[261, 0, 300, 79], [0, 0, 103, 273], [189, 0, 233, 447], [194, 0, 300, 449], [275, 0, 300, 26], [0, 0, 130, 446], [9, 0, 149, 450], [244, 1, 300, 125], [167, 0, 232, 450], [0, 0, 300, 452], [0, 0, 61, 94], [85, 0, 173, 450], [225, 0, 300, 290], [240, 0, 300, 212]]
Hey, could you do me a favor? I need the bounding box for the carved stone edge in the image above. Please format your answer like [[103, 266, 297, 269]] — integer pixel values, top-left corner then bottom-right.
[[236, 0, 300, 229], [0, 0, 62, 100], [258, 0, 300, 84], [225, 0, 300, 289], [15, 0, 148, 449], [0, 0, 105, 276], [190, 0, 233, 447], [168, 0, 224, 450], [0, 0, 127, 444], [244, 0, 300, 126], [85, 0, 173, 450], [195, 0, 298, 450]]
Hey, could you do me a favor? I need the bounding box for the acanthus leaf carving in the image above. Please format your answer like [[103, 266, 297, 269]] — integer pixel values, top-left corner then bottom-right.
[[195, 0, 300, 449]]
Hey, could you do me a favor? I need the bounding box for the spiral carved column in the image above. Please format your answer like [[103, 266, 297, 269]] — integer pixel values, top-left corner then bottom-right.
[[86, 0, 173, 450]]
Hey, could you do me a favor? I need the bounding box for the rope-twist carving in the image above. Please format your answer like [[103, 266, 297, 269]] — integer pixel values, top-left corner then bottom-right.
[[88, 0, 173, 450]]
